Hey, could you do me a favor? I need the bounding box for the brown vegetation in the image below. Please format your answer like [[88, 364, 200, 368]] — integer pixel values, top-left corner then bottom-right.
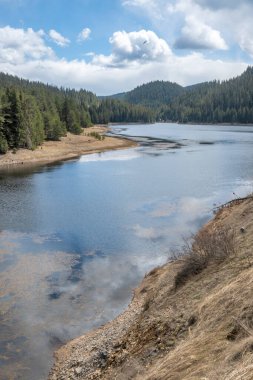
[[174, 226, 236, 288], [49, 196, 253, 380]]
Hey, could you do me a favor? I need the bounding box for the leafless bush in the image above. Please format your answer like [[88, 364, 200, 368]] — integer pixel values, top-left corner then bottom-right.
[[174, 227, 236, 288]]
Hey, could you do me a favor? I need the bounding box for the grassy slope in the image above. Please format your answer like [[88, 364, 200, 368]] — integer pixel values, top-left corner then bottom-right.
[[49, 196, 253, 380]]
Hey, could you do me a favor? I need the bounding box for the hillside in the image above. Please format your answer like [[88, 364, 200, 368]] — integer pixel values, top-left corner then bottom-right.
[[118, 81, 184, 108], [106, 80, 184, 107], [161, 67, 253, 123], [106, 67, 253, 124], [49, 195, 253, 380]]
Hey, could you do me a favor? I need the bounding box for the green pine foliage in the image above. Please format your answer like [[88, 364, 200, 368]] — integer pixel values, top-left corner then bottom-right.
[[89, 98, 155, 124], [106, 67, 253, 124], [124, 81, 184, 107], [0, 100, 8, 154], [2, 88, 22, 148], [19, 94, 45, 149], [160, 67, 253, 123], [0, 72, 154, 154], [43, 111, 66, 141], [62, 99, 82, 135], [86, 131, 105, 141], [0, 133, 8, 154]]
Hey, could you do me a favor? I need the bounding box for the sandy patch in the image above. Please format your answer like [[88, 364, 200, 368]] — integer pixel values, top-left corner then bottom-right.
[[0, 126, 137, 170]]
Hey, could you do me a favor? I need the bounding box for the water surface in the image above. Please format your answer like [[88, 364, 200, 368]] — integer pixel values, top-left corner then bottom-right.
[[1, 123, 253, 379]]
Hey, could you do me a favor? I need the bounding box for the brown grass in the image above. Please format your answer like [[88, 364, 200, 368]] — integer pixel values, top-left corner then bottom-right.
[[174, 227, 236, 288]]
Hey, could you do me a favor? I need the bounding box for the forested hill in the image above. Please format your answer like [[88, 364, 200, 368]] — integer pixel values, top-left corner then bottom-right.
[[0, 73, 154, 154], [107, 67, 253, 124], [161, 67, 253, 123], [106, 80, 184, 107]]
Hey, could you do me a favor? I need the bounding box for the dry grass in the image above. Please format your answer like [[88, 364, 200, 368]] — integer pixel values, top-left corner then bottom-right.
[[174, 227, 236, 288], [140, 265, 253, 380]]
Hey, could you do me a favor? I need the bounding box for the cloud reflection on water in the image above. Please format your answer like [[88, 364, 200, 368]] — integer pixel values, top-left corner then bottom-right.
[[0, 230, 167, 380], [79, 149, 141, 163]]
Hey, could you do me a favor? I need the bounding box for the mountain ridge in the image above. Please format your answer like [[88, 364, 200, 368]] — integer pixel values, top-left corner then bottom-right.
[[105, 67, 253, 124]]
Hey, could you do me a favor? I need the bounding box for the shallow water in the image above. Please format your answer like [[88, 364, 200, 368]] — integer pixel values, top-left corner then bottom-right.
[[1, 123, 253, 379]]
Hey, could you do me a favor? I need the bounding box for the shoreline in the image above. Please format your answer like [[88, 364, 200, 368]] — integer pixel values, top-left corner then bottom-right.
[[0, 126, 137, 171], [49, 195, 253, 380], [159, 121, 253, 127]]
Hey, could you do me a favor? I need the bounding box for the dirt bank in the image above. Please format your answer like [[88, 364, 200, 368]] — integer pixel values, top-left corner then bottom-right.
[[0, 126, 137, 170], [49, 195, 253, 380]]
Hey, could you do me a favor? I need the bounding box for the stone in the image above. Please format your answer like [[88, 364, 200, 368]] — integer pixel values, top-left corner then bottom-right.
[[74, 367, 82, 375]]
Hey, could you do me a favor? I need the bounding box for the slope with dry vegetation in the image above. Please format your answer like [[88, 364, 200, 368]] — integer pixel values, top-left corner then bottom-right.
[[49, 196, 253, 380]]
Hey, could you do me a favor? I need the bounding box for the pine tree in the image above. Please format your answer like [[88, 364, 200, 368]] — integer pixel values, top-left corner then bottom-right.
[[62, 99, 82, 134], [0, 99, 8, 154], [19, 94, 45, 149], [3, 88, 22, 148]]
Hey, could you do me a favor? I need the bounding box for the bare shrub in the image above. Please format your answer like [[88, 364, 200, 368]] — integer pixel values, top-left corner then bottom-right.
[[174, 227, 236, 288]]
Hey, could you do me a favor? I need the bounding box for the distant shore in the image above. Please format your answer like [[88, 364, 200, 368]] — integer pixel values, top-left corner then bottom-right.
[[156, 121, 253, 126], [0, 126, 137, 170]]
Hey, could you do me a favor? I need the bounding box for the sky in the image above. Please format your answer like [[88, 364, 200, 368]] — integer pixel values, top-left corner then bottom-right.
[[0, 0, 252, 95]]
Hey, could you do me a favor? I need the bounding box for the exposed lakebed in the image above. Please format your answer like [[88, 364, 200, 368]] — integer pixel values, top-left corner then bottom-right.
[[1, 123, 253, 379]]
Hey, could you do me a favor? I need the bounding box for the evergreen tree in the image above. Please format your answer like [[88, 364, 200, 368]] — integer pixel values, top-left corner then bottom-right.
[[0, 99, 8, 154], [3, 88, 22, 148], [19, 94, 45, 149], [62, 99, 82, 134]]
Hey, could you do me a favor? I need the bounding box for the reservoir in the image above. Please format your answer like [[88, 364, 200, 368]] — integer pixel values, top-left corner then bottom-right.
[[1, 123, 253, 379]]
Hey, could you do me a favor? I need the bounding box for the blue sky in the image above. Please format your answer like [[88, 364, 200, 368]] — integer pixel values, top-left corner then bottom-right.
[[0, 0, 252, 94]]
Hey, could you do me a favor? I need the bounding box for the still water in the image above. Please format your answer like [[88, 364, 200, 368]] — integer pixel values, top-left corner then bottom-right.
[[1, 123, 253, 379]]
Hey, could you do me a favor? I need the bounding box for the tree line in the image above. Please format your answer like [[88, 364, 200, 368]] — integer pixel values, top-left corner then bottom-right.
[[108, 67, 253, 124], [160, 67, 253, 123], [0, 73, 155, 154]]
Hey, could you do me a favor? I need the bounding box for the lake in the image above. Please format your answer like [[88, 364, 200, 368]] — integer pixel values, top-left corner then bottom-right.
[[1, 123, 253, 379]]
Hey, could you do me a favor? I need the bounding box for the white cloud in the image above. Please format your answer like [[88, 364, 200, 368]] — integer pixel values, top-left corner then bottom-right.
[[238, 33, 253, 58], [122, 0, 253, 58], [175, 16, 228, 50], [0, 26, 54, 64], [0, 25, 248, 95], [77, 27, 91, 42], [92, 29, 171, 67], [0, 51, 247, 95], [133, 224, 163, 240], [122, 0, 157, 8], [123, 0, 154, 5], [122, 0, 164, 18], [195, 0, 251, 9], [49, 29, 70, 47]]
